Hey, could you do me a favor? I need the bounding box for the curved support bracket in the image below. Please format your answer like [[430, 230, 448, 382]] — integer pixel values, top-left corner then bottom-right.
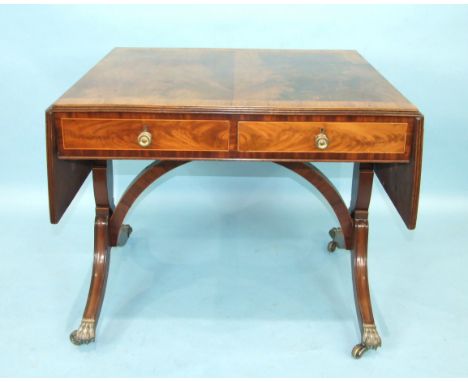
[[109, 160, 353, 249], [109, 160, 189, 246], [275, 162, 354, 249]]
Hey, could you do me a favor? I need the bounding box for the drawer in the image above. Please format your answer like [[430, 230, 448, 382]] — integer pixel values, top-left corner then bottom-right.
[[60, 118, 230, 152], [238, 121, 408, 155]]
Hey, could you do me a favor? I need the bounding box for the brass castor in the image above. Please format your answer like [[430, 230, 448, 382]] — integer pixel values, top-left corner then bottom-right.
[[327, 227, 344, 253], [352, 343, 367, 359], [70, 319, 96, 345], [117, 224, 133, 247], [351, 324, 382, 358]]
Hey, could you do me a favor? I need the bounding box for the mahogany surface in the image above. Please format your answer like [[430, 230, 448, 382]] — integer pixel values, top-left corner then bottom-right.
[[46, 109, 92, 223], [69, 161, 113, 345], [46, 48, 424, 357], [52, 48, 417, 114], [374, 116, 424, 229], [108, 160, 188, 246], [238, 121, 408, 154], [276, 162, 354, 249], [349, 163, 382, 357], [61, 118, 231, 152]]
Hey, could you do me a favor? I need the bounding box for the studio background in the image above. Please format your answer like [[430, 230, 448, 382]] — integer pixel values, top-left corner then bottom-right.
[[0, 4, 467, 377]]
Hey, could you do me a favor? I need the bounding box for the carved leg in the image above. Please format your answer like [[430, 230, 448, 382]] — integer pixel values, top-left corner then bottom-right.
[[349, 163, 381, 358], [70, 161, 187, 344], [350, 217, 382, 358], [70, 161, 114, 345]]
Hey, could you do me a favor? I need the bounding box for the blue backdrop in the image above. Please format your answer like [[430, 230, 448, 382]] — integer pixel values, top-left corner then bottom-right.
[[0, 5, 467, 377]]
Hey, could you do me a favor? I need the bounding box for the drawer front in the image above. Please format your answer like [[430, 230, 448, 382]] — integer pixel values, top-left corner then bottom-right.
[[60, 118, 230, 152], [238, 121, 408, 154]]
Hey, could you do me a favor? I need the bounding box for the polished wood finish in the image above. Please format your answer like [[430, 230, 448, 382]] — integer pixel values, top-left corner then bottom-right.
[[46, 108, 92, 223], [349, 163, 382, 357], [238, 121, 408, 155], [374, 116, 424, 229], [350, 163, 375, 325], [47, 48, 424, 357], [276, 162, 353, 249], [53, 48, 417, 114], [60, 118, 230, 152], [53, 111, 416, 163], [109, 160, 188, 246], [70, 161, 113, 345]]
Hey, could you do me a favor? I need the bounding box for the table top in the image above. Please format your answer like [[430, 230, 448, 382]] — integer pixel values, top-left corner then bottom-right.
[[53, 48, 418, 114]]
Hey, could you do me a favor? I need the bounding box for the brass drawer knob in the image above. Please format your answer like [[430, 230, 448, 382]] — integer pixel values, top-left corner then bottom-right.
[[315, 129, 329, 150], [137, 130, 152, 147]]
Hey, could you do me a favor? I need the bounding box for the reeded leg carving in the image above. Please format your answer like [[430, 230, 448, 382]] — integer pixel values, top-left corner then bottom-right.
[[351, 219, 382, 358], [70, 161, 113, 346], [349, 164, 381, 358], [327, 227, 345, 253]]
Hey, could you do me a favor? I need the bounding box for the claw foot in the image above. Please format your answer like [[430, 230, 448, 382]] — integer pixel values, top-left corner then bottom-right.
[[117, 224, 133, 247], [70, 319, 96, 345], [351, 324, 382, 359], [328, 227, 345, 253]]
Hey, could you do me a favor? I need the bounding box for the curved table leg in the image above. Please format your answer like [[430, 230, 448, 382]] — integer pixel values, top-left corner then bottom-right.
[[109, 160, 188, 247], [70, 209, 110, 345], [70, 161, 113, 345], [69, 160, 382, 355], [349, 163, 382, 358], [275, 162, 354, 250]]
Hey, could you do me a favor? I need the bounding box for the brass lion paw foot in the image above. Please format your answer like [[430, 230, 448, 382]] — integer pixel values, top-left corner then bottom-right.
[[351, 324, 382, 359], [117, 224, 133, 247], [327, 227, 345, 253], [70, 319, 96, 345]]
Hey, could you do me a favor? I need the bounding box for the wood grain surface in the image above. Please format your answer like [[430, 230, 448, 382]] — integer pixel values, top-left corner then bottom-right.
[[47, 48, 424, 353], [374, 116, 424, 229], [238, 121, 407, 154], [47, 48, 423, 231], [52, 48, 418, 114], [54, 111, 416, 162], [46, 108, 92, 223], [60, 118, 230, 152]]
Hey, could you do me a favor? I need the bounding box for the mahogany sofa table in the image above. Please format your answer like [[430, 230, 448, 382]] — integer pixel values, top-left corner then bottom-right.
[[46, 48, 423, 358]]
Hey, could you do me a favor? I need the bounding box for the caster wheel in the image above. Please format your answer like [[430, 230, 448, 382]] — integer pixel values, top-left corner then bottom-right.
[[122, 224, 133, 237], [327, 241, 337, 253], [117, 224, 133, 247], [351, 344, 367, 359]]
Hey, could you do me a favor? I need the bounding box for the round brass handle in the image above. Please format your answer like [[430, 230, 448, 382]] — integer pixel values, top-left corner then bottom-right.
[[137, 130, 152, 147], [315, 129, 329, 150]]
